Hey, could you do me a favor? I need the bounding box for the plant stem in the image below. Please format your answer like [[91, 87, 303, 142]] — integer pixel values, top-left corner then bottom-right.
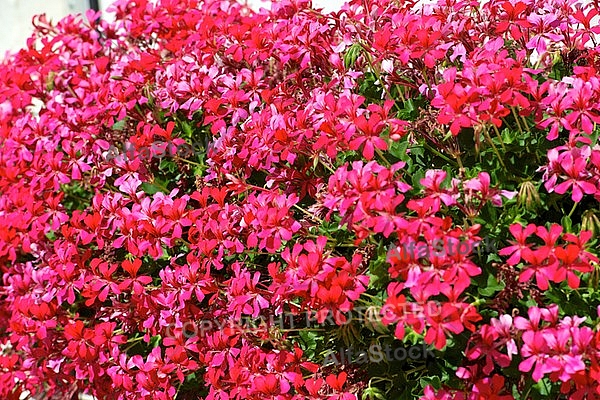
[[491, 124, 507, 151], [175, 156, 202, 167], [319, 158, 336, 174], [376, 148, 392, 167], [394, 83, 406, 102], [422, 142, 458, 166], [150, 177, 169, 193], [360, 43, 400, 111], [482, 126, 507, 169], [567, 202, 578, 218], [279, 328, 326, 332], [404, 365, 427, 374], [510, 107, 525, 135], [293, 204, 323, 224]]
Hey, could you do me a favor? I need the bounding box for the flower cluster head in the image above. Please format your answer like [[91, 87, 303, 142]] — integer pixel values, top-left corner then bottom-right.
[[450, 306, 600, 399], [1, 0, 600, 398]]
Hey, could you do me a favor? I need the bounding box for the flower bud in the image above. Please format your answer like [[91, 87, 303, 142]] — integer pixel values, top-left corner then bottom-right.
[[334, 322, 361, 348], [517, 181, 540, 210], [582, 209, 600, 237], [364, 306, 388, 334]]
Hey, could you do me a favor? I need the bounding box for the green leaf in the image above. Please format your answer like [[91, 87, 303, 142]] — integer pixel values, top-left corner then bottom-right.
[[344, 43, 363, 69], [368, 251, 391, 289], [501, 128, 515, 144], [159, 159, 177, 173], [411, 169, 425, 189], [389, 140, 410, 161], [298, 330, 318, 359], [362, 387, 387, 400], [478, 274, 505, 296], [561, 215, 572, 233], [141, 182, 163, 195], [112, 119, 127, 131], [150, 335, 161, 347], [533, 378, 553, 396], [181, 120, 194, 138], [420, 376, 441, 390]]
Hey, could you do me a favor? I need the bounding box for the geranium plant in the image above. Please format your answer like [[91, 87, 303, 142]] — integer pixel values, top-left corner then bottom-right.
[[1, 0, 600, 399]]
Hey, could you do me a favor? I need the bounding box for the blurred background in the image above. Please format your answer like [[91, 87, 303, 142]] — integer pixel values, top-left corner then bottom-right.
[[0, 0, 346, 57]]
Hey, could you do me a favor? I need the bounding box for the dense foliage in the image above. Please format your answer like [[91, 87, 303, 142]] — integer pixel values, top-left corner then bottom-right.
[[2, 0, 600, 398]]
